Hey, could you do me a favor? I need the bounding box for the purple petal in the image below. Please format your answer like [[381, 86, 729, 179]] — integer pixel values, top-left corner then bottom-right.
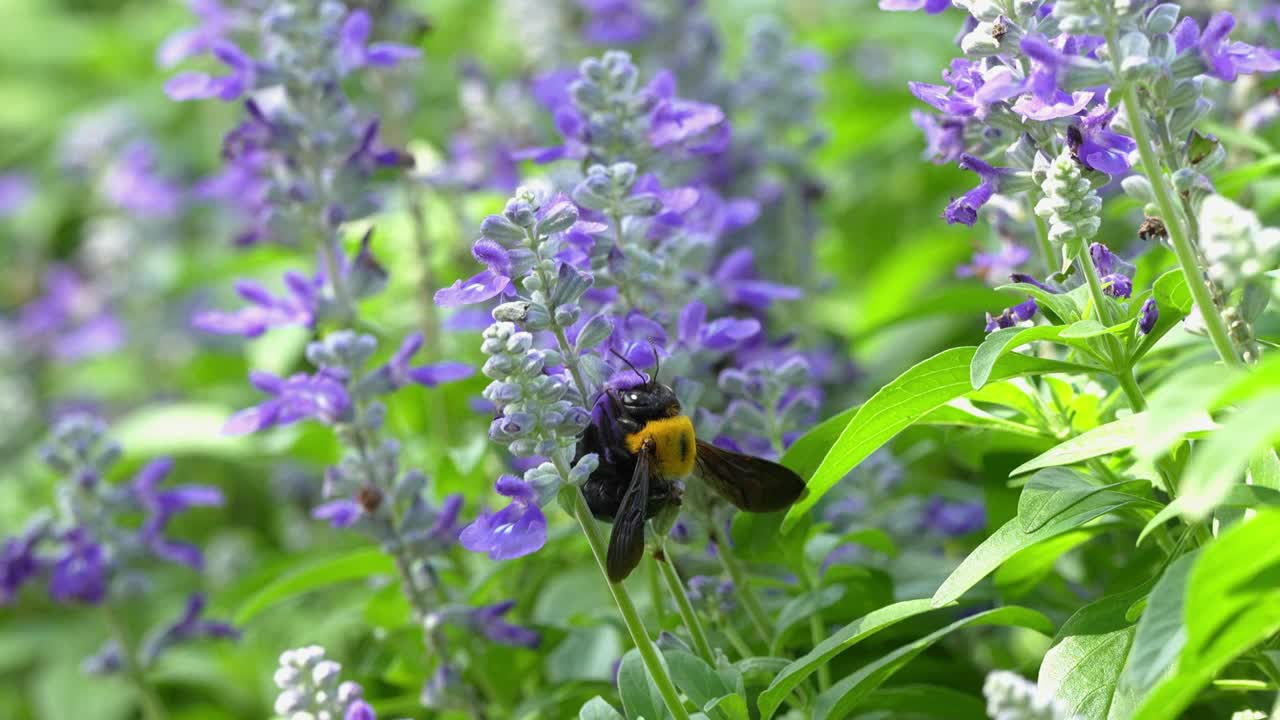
[[433, 270, 511, 308], [365, 43, 421, 66], [312, 499, 363, 529], [164, 72, 217, 101], [699, 317, 761, 351], [407, 362, 475, 387]]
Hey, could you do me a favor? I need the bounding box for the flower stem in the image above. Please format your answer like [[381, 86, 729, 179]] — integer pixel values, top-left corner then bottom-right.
[[711, 529, 772, 649], [1104, 33, 1242, 368], [1032, 209, 1057, 277], [796, 567, 832, 692], [1075, 249, 1147, 412], [569, 487, 692, 720], [102, 604, 167, 720], [656, 543, 716, 664]]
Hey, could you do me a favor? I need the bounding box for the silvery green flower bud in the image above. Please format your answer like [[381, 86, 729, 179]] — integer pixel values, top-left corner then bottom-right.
[[535, 200, 579, 236], [953, 0, 1003, 21], [568, 453, 599, 486], [554, 305, 580, 327], [504, 198, 537, 228], [1145, 3, 1180, 34], [1034, 148, 1102, 263], [1121, 175, 1155, 203], [575, 313, 613, 352], [1053, 0, 1106, 34], [480, 215, 527, 246], [984, 670, 1076, 720], [1006, 134, 1038, 170], [1199, 194, 1280, 292]]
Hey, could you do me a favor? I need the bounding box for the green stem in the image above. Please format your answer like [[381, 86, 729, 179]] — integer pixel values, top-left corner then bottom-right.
[[102, 605, 166, 720], [720, 620, 756, 661], [1076, 250, 1148, 412], [1104, 32, 1242, 368], [407, 194, 453, 442], [656, 545, 717, 664], [796, 569, 832, 692], [1032, 210, 1057, 276], [569, 487, 692, 720], [539, 300, 689, 719], [712, 530, 772, 649]]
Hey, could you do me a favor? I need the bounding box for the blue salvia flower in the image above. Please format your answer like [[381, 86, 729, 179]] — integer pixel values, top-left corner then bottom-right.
[[922, 496, 986, 536], [224, 330, 471, 536], [0, 414, 235, 671], [168, 0, 416, 247], [1138, 298, 1159, 335], [518, 50, 727, 168]]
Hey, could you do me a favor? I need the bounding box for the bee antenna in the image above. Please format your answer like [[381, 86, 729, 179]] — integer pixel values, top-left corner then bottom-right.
[[610, 348, 648, 386], [648, 339, 661, 387]]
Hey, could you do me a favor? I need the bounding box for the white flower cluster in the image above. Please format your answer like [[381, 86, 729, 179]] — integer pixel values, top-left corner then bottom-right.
[[983, 670, 1080, 720], [1199, 194, 1280, 293], [273, 646, 373, 720], [1035, 148, 1102, 257]]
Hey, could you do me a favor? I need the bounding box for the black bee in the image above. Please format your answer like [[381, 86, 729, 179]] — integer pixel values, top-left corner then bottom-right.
[[576, 358, 807, 582]]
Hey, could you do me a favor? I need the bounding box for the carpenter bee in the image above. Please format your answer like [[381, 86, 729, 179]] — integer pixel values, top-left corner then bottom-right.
[[576, 356, 807, 582]]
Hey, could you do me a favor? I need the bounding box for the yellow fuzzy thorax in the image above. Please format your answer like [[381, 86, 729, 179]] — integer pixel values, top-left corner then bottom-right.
[[625, 415, 697, 477]]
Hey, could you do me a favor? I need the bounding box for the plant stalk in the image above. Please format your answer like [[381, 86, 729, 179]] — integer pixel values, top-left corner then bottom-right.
[[570, 487, 692, 720], [656, 544, 716, 664], [103, 604, 167, 720], [1104, 31, 1242, 368], [712, 530, 773, 649]]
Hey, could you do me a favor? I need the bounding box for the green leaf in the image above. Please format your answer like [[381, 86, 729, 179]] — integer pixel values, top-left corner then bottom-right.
[[1038, 583, 1151, 720], [114, 403, 254, 458], [1138, 485, 1280, 545], [782, 347, 1089, 532], [1132, 511, 1280, 720], [1060, 317, 1135, 339], [618, 649, 669, 720], [663, 650, 732, 710], [1134, 365, 1238, 463], [549, 627, 624, 683], [580, 697, 627, 720], [1153, 268, 1193, 314], [851, 685, 988, 720], [1013, 411, 1216, 477], [1178, 391, 1280, 519], [1016, 468, 1153, 533], [1129, 271, 1192, 363], [1119, 550, 1199, 693], [771, 585, 846, 655], [758, 598, 937, 719], [781, 404, 859, 481], [994, 528, 1104, 598], [918, 400, 1047, 438], [971, 325, 1066, 389], [235, 548, 395, 624], [997, 282, 1080, 325], [932, 487, 1145, 607], [703, 694, 749, 720], [813, 606, 1055, 720]]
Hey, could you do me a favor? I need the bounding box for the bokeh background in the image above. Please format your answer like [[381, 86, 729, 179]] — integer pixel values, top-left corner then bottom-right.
[[2, 0, 1277, 718]]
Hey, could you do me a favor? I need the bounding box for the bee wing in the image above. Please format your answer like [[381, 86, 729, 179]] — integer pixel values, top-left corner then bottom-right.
[[606, 445, 651, 582], [694, 440, 807, 513]]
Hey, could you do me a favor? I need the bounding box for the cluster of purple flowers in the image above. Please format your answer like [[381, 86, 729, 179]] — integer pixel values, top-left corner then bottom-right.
[[887, 0, 1279, 338], [161, 1, 543, 709], [0, 414, 235, 671], [441, 50, 822, 562], [165, 0, 417, 247]]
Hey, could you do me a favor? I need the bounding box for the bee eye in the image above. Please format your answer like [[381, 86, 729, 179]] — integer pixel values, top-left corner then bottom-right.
[[626, 393, 639, 403]]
